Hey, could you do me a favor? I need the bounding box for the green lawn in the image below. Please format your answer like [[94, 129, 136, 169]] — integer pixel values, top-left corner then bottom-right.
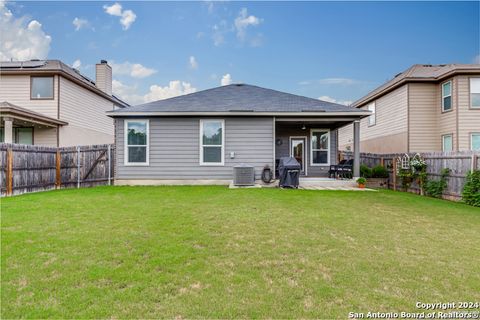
[[1, 186, 479, 319]]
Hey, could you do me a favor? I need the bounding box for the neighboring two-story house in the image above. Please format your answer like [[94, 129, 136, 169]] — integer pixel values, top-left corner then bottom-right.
[[0, 60, 128, 146], [338, 64, 480, 153]]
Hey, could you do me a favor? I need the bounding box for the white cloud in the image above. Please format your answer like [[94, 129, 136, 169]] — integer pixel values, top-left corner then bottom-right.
[[110, 61, 157, 78], [212, 20, 228, 46], [318, 95, 353, 106], [473, 54, 480, 64], [103, 3, 136, 30], [0, 1, 51, 61], [189, 56, 198, 69], [72, 17, 89, 31], [144, 81, 197, 102], [104, 2, 123, 16], [113, 79, 197, 105], [72, 59, 81, 69], [234, 8, 262, 41], [221, 73, 232, 86]]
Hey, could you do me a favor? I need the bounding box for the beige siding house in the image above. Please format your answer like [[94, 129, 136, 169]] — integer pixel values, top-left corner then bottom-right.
[[338, 64, 480, 153], [0, 60, 128, 147]]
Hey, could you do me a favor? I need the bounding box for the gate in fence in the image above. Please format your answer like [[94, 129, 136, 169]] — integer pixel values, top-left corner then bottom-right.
[[0, 143, 114, 196]]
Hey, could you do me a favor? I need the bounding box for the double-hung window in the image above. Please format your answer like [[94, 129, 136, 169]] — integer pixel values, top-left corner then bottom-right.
[[310, 129, 330, 165], [368, 102, 376, 126], [442, 81, 452, 112], [200, 119, 224, 165], [125, 120, 149, 165], [31, 76, 54, 99], [470, 78, 480, 108], [471, 133, 480, 151], [442, 134, 453, 152]]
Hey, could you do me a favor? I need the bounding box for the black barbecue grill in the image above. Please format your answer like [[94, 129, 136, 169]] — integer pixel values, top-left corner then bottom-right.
[[278, 157, 301, 188]]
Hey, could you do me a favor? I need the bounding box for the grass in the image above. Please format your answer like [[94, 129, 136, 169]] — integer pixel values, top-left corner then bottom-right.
[[1, 186, 479, 319]]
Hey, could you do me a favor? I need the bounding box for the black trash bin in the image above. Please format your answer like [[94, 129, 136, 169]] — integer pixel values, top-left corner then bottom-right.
[[278, 157, 301, 188]]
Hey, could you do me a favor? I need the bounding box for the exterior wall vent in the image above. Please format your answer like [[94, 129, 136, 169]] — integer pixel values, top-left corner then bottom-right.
[[233, 164, 255, 186]]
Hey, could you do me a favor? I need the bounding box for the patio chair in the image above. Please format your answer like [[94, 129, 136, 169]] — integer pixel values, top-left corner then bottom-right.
[[337, 159, 354, 179], [328, 159, 347, 178]]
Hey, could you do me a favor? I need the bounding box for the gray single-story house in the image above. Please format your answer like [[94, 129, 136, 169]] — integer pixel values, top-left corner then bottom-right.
[[107, 84, 369, 185]]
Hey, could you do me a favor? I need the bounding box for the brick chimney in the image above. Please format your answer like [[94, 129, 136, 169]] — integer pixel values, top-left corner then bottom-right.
[[95, 60, 112, 95]]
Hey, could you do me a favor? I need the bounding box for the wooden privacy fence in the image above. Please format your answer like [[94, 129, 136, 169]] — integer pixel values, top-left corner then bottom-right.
[[0, 143, 114, 196], [340, 150, 480, 200]]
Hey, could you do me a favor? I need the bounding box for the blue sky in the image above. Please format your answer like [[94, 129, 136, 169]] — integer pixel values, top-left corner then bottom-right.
[[1, 1, 479, 105]]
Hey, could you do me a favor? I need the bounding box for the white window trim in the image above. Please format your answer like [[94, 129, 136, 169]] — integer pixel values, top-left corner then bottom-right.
[[310, 129, 330, 166], [124, 119, 149, 166], [368, 102, 376, 127], [471, 132, 480, 151], [470, 77, 480, 109], [199, 119, 225, 166], [442, 134, 453, 152], [441, 81, 452, 112]]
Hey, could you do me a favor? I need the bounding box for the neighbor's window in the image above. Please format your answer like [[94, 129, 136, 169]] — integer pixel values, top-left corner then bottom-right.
[[368, 102, 376, 126], [31, 76, 54, 99], [470, 78, 480, 108], [200, 119, 224, 165], [471, 133, 480, 151], [311, 129, 330, 165], [125, 120, 149, 165], [442, 134, 453, 152], [442, 81, 452, 112]]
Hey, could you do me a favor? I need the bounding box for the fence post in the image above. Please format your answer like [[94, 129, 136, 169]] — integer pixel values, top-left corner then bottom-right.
[[392, 159, 397, 191], [380, 157, 384, 167], [472, 154, 477, 172], [6, 148, 13, 196], [77, 146, 81, 189], [55, 150, 61, 189], [107, 144, 111, 186]]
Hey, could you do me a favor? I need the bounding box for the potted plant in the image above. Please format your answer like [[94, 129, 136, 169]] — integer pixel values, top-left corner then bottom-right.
[[356, 177, 366, 188]]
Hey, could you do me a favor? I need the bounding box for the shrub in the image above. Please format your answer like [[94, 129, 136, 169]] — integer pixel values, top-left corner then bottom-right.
[[356, 177, 366, 185], [425, 168, 450, 198], [371, 165, 389, 178], [462, 170, 480, 207], [360, 165, 372, 178]]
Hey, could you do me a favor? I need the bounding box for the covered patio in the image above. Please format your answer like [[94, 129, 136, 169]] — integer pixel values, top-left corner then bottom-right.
[[0, 101, 67, 145], [274, 116, 361, 179]]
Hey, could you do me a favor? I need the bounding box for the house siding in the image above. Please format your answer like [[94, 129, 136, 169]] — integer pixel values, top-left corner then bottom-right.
[[338, 84, 408, 153], [408, 83, 440, 151], [0, 74, 58, 119], [457, 75, 480, 150], [437, 77, 457, 150], [115, 117, 274, 180], [58, 76, 116, 146]]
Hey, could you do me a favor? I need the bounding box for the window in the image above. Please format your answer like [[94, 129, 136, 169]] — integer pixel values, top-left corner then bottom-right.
[[470, 78, 480, 108], [442, 81, 452, 112], [310, 129, 330, 165], [124, 120, 149, 165], [0, 127, 33, 144], [200, 119, 224, 165], [368, 102, 376, 126], [442, 134, 453, 152], [31, 77, 54, 99], [471, 133, 480, 151]]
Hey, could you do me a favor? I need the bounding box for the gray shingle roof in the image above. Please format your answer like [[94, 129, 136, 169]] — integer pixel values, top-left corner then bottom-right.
[[110, 84, 364, 114]]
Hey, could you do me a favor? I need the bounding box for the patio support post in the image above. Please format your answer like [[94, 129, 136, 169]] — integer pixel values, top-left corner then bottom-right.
[[353, 120, 360, 178], [3, 117, 13, 144]]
